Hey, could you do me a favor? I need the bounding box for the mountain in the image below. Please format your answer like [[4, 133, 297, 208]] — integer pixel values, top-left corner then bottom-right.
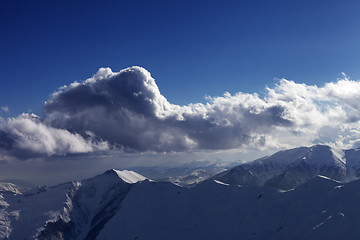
[[0, 179, 34, 195], [98, 175, 360, 240], [3, 171, 359, 239], [0, 170, 147, 240], [3, 145, 360, 239], [169, 169, 216, 187], [213, 145, 353, 189]]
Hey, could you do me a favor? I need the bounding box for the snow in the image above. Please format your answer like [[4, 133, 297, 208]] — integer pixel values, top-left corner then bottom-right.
[[330, 147, 346, 165], [213, 180, 229, 186], [316, 175, 341, 183], [0, 183, 22, 195], [112, 169, 148, 183]]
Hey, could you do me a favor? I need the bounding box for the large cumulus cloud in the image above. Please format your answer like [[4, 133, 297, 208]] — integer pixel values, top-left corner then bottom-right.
[[43, 67, 292, 152], [2, 66, 360, 161]]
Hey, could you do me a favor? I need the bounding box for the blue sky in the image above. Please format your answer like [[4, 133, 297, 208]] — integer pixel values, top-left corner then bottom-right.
[[1, 0, 360, 115], [2, 0, 360, 184]]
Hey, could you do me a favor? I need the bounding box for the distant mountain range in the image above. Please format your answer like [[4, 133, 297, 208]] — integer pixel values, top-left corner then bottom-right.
[[213, 145, 360, 189], [2, 145, 360, 239]]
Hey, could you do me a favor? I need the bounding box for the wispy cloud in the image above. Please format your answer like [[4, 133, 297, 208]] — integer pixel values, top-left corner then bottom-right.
[[1, 66, 360, 161], [0, 113, 108, 161], [1, 106, 9, 113]]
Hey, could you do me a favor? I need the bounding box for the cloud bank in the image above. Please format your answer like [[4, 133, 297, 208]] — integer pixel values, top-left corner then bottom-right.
[[2, 67, 360, 160]]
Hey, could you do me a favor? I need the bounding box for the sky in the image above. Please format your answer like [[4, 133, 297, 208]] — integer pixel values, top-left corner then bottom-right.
[[1, 0, 360, 184]]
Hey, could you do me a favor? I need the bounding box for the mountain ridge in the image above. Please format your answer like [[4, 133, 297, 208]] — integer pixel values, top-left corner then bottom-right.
[[212, 144, 357, 189], [2, 145, 360, 239]]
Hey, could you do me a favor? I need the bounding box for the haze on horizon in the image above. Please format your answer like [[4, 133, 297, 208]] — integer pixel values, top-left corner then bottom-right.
[[1, 0, 360, 184]]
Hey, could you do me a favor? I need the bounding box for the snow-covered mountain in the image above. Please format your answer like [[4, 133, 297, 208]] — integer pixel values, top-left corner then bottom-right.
[[0, 179, 34, 195], [129, 161, 232, 183], [213, 145, 357, 189], [3, 145, 360, 239], [2, 170, 360, 239], [0, 170, 147, 239], [169, 169, 216, 187]]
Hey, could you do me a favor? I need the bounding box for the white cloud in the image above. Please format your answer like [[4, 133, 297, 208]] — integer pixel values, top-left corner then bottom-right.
[[2, 66, 360, 161], [42, 67, 360, 153], [261, 78, 360, 149]]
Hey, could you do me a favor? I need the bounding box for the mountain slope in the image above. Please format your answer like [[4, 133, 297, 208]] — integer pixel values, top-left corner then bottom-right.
[[0, 170, 148, 240], [98, 176, 360, 240]]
